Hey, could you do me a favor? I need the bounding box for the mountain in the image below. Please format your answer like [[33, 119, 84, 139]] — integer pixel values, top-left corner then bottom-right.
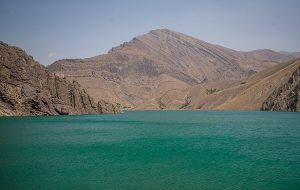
[[280, 51, 300, 59], [183, 59, 300, 111], [0, 42, 120, 116], [48, 29, 296, 109], [262, 62, 300, 111]]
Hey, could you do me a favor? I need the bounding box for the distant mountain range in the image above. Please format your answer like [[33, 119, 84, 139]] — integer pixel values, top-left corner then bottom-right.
[[1, 29, 299, 116], [47, 29, 300, 111]]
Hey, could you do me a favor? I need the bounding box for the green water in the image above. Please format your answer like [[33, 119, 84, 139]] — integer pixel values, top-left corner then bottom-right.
[[0, 111, 299, 190]]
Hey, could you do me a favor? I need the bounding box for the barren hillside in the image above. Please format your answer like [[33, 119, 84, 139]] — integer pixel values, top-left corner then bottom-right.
[[47, 29, 296, 109]]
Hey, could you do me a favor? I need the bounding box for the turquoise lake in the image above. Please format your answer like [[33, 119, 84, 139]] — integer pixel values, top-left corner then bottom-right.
[[0, 110, 299, 189]]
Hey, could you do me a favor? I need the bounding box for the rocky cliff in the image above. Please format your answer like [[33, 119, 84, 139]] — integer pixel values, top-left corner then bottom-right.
[[261, 65, 300, 111], [0, 42, 120, 116]]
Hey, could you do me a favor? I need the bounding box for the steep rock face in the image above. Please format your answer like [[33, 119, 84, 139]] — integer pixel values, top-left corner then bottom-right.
[[261, 66, 300, 111], [0, 42, 120, 116], [47, 29, 296, 109], [97, 100, 121, 114]]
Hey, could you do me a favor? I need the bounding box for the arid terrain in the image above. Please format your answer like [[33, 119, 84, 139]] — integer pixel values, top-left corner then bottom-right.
[[0, 42, 120, 116], [1, 29, 299, 116], [47, 29, 300, 111]]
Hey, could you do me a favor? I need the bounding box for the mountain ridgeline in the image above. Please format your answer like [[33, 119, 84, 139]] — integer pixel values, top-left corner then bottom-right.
[[0, 29, 299, 116], [0, 42, 121, 116], [47, 29, 299, 111]]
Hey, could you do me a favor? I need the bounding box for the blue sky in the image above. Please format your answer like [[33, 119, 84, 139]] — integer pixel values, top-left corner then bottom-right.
[[0, 0, 299, 65]]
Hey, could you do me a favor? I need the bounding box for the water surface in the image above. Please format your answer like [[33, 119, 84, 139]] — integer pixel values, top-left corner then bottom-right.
[[0, 111, 299, 189]]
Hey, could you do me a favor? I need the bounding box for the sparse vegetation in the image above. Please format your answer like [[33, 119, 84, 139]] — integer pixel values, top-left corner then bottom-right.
[[206, 88, 219, 95], [180, 94, 191, 109]]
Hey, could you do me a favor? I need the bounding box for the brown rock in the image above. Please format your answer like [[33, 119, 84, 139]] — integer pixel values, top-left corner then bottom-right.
[[47, 29, 297, 109], [261, 66, 300, 111], [0, 42, 121, 116], [97, 100, 122, 114]]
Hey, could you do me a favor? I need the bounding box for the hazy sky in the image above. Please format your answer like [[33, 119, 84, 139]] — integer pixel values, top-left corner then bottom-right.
[[1, 0, 300, 65]]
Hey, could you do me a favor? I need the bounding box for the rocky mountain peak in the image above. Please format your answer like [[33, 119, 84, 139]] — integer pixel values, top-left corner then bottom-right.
[[47, 29, 299, 109]]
